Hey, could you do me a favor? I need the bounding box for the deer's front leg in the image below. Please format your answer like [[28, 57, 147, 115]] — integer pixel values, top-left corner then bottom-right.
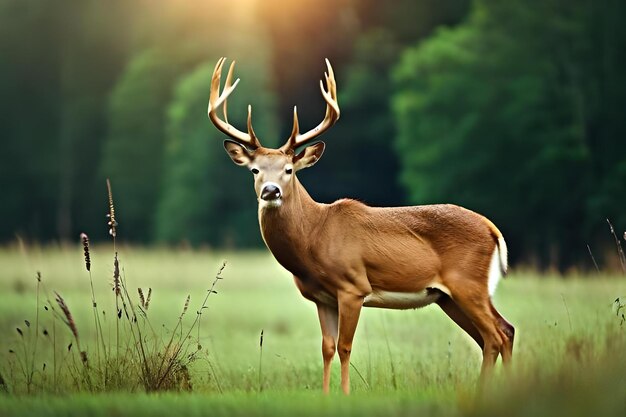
[[337, 291, 364, 395], [316, 303, 338, 394]]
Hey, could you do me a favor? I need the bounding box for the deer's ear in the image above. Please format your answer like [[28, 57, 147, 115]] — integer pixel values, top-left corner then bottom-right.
[[293, 141, 325, 171], [223, 140, 253, 166]]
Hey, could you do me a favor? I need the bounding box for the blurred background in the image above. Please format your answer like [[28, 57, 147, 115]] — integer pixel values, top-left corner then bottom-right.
[[1, 0, 625, 271]]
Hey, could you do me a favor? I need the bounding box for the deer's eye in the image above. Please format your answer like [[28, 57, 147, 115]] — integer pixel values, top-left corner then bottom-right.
[[251, 168, 259, 175], [285, 167, 293, 175]]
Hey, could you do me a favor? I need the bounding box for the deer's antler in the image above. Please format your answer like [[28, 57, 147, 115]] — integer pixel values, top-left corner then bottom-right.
[[280, 59, 340, 152], [208, 57, 261, 150]]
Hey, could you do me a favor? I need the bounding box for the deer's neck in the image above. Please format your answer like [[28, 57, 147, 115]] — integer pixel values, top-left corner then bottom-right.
[[258, 178, 326, 275]]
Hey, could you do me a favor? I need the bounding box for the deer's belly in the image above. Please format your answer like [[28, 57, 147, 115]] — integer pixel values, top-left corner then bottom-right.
[[363, 289, 441, 310]]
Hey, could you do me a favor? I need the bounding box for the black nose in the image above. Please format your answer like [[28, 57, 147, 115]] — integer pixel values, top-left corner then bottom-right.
[[261, 184, 281, 201]]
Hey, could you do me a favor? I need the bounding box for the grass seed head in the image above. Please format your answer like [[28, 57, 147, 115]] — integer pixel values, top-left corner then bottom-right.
[[182, 295, 190, 315], [138, 288, 146, 309], [80, 233, 91, 272], [106, 178, 118, 237]]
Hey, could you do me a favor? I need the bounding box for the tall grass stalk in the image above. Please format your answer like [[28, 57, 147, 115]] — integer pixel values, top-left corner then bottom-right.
[[107, 179, 120, 364], [380, 314, 397, 390], [113, 252, 120, 362], [258, 329, 264, 392], [30, 273, 40, 391], [349, 362, 371, 391], [607, 219, 626, 273], [586, 244, 600, 273], [81, 233, 107, 378]]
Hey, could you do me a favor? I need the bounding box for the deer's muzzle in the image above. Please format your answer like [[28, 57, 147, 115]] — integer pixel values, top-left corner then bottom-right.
[[261, 183, 282, 201]]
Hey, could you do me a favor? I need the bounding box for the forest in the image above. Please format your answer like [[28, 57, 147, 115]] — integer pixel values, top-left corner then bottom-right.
[[1, 0, 625, 271]]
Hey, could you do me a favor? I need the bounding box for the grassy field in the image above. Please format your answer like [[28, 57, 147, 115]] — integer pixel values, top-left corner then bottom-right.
[[0, 244, 625, 416]]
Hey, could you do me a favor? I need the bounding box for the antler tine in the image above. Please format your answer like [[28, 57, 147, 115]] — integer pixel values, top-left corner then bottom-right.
[[247, 105, 258, 140], [290, 106, 300, 138], [207, 57, 260, 149], [222, 60, 236, 124], [209, 57, 226, 107], [280, 59, 340, 152]]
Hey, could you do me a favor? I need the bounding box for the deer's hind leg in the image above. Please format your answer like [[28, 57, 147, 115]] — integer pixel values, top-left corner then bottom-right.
[[444, 280, 507, 381], [436, 293, 484, 349], [490, 302, 515, 365]]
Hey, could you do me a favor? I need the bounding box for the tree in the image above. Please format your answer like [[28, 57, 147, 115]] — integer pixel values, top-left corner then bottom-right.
[[257, 0, 472, 206], [256, 0, 357, 137], [101, 48, 198, 241], [352, 0, 470, 43], [0, 0, 133, 241], [155, 59, 278, 247], [100, 0, 273, 243], [302, 30, 404, 206], [393, 0, 626, 269]]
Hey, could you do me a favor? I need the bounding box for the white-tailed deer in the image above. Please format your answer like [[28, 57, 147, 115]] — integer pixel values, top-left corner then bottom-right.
[[207, 57, 514, 394]]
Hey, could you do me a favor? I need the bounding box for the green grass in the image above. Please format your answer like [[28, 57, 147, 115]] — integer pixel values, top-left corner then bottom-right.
[[0, 244, 625, 416]]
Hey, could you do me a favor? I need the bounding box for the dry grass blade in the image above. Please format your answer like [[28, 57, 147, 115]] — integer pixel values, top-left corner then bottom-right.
[[54, 291, 88, 366], [54, 292, 79, 341]]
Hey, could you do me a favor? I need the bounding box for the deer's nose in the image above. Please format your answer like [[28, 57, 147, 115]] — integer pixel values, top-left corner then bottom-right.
[[261, 184, 282, 201]]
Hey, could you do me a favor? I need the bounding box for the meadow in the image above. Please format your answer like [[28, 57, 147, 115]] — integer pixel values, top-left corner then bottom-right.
[[0, 244, 625, 417]]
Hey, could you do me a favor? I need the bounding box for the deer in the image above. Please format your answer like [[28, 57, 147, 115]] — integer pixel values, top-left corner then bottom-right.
[[207, 57, 515, 394]]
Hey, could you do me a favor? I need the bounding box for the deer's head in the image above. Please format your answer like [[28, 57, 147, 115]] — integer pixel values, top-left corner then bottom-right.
[[208, 58, 340, 209]]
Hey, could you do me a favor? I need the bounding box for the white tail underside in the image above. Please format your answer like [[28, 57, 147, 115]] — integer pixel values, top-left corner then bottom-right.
[[488, 235, 508, 296]]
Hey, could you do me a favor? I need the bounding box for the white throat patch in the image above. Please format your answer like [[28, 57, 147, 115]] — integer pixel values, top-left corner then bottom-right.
[[259, 198, 283, 209]]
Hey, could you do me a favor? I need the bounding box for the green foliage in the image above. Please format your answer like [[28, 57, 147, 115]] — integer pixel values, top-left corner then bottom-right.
[[306, 30, 404, 206], [100, 0, 275, 245], [0, 0, 131, 240], [393, 0, 626, 269], [292, 0, 471, 206], [155, 60, 278, 247], [101, 48, 197, 242], [353, 0, 471, 43], [2, 0, 626, 269], [255, 0, 357, 136]]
